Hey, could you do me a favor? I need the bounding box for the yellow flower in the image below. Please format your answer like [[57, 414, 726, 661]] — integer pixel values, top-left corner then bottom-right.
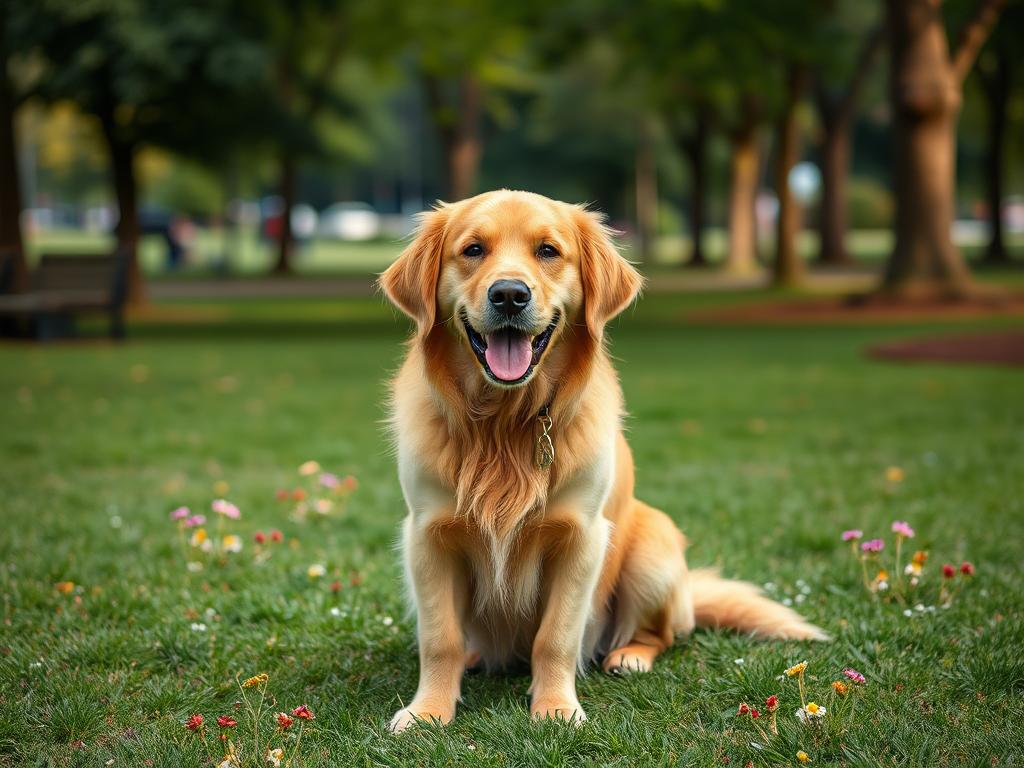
[[266, 747, 284, 767], [190, 528, 208, 547], [213, 480, 230, 496], [307, 564, 326, 579], [242, 673, 269, 689], [831, 680, 849, 696], [912, 550, 928, 566], [797, 751, 812, 763], [875, 569, 889, 582], [222, 534, 242, 554], [885, 466, 904, 483], [54, 581, 75, 595], [785, 661, 807, 677], [805, 702, 821, 715], [298, 460, 321, 476]]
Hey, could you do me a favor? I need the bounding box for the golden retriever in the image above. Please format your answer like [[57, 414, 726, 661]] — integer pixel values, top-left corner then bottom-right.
[[379, 190, 825, 732]]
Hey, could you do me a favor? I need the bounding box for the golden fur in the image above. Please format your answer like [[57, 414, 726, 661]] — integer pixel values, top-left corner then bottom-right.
[[379, 190, 826, 732]]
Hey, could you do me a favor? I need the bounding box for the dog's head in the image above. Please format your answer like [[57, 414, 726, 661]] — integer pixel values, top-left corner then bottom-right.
[[380, 190, 642, 388]]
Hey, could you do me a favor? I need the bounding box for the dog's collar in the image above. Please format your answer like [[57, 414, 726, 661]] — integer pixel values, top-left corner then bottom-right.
[[535, 404, 555, 470]]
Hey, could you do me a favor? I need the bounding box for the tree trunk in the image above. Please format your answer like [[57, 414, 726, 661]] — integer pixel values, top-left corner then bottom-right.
[[880, 0, 1005, 299], [980, 47, 1009, 263], [449, 76, 482, 202], [0, 46, 27, 291], [681, 111, 709, 267], [274, 152, 296, 274], [816, 100, 853, 265], [634, 118, 658, 265], [99, 107, 143, 304], [726, 118, 760, 274], [773, 65, 808, 287]]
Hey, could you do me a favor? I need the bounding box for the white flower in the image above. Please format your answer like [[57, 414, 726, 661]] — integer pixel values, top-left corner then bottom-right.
[[795, 593, 806, 604], [903, 609, 913, 617], [782, 598, 793, 606], [330, 607, 341, 617], [382, 616, 394, 627], [795, 704, 826, 723], [266, 748, 284, 766], [914, 603, 926, 612], [314, 499, 333, 515], [187, 561, 203, 572], [876, 580, 889, 592], [191, 622, 207, 632], [109, 515, 123, 528], [307, 564, 326, 579], [734, 658, 745, 665], [222, 534, 242, 554]]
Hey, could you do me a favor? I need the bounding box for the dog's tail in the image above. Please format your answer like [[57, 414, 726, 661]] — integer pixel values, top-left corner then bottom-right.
[[686, 568, 829, 641]]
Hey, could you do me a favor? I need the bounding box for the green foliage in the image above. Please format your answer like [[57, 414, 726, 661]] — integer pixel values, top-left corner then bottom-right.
[[847, 177, 894, 229]]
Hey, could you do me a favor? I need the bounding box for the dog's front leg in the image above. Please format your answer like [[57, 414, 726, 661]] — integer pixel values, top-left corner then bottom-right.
[[529, 515, 610, 723], [389, 513, 467, 733]]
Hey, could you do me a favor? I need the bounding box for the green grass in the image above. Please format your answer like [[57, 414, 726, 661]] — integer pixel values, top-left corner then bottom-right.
[[1, 293, 1023, 767]]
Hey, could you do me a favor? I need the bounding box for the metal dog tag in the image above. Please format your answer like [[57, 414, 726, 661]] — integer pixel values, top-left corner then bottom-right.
[[536, 408, 555, 470]]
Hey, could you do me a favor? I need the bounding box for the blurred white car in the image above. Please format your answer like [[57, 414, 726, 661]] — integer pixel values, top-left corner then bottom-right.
[[318, 202, 381, 241]]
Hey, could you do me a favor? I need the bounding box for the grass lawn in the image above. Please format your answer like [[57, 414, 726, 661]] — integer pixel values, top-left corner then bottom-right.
[[1, 293, 1022, 767]]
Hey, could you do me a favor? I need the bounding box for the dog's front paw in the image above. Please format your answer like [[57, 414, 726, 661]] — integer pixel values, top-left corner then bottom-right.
[[388, 706, 452, 734], [530, 696, 586, 724], [603, 650, 652, 674]]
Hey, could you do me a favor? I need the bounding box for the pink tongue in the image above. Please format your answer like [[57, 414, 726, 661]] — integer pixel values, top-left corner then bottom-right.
[[484, 330, 532, 381]]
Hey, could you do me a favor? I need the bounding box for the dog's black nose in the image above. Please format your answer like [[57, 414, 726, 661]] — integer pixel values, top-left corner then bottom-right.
[[488, 279, 531, 316]]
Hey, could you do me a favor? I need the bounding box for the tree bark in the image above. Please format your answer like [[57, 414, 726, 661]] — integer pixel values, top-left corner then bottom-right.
[[99, 104, 143, 304], [725, 108, 760, 274], [449, 76, 482, 202], [880, 0, 1005, 299], [816, 110, 852, 265], [773, 65, 808, 287], [814, 24, 884, 266], [634, 118, 658, 265], [273, 151, 296, 275], [979, 47, 1009, 263], [680, 110, 709, 267], [0, 45, 27, 291]]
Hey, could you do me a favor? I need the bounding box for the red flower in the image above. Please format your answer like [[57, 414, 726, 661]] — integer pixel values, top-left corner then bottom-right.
[[343, 475, 358, 491], [292, 488, 307, 501], [291, 705, 315, 720], [277, 712, 295, 730], [750, 708, 761, 719], [217, 716, 237, 728], [254, 531, 267, 545], [737, 702, 750, 716], [275, 489, 290, 501], [765, 695, 778, 712], [330, 580, 342, 593], [960, 561, 975, 576], [185, 714, 204, 731], [270, 529, 283, 543], [942, 564, 956, 579]]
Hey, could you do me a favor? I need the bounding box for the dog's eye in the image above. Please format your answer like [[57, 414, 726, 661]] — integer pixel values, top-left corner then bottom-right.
[[537, 243, 559, 259], [462, 243, 484, 258]]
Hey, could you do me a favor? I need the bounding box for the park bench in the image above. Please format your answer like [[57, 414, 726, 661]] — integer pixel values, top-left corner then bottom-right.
[[0, 249, 129, 340]]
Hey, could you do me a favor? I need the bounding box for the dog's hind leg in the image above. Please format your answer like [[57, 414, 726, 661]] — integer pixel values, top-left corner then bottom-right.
[[602, 501, 694, 674]]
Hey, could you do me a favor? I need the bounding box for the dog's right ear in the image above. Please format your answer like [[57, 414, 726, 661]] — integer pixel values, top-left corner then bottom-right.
[[379, 206, 449, 332]]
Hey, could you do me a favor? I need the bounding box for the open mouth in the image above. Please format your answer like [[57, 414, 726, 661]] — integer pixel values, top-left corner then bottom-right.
[[460, 311, 560, 385]]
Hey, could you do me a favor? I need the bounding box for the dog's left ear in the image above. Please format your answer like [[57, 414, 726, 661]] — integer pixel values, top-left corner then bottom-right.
[[575, 208, 644, 339], [379, 205, 449, 332]]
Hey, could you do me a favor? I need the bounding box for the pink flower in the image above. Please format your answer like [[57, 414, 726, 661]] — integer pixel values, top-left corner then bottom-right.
[[212, 499, 240, 519], [170, 506, 190, 521], [737, 702, 750, 716], [270, 529, 283, 543], [842, 668, 866, 684], [861, 539, 884, 553], [960, 561, 975, 576], [254, 531, 267, 545], [750, 708, 761, 719], [841, 529, 863, 541], [185, 714, 204, 730], [185, 515, 206, 528], [319, 473, 340, 490], [291, 705, 314, 720], [765, 695, 778, 712], [891, 521, 915, 538], [942, 564, 955, 579], [276, 712, 294, 730], [217, 715, 237, 728]]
